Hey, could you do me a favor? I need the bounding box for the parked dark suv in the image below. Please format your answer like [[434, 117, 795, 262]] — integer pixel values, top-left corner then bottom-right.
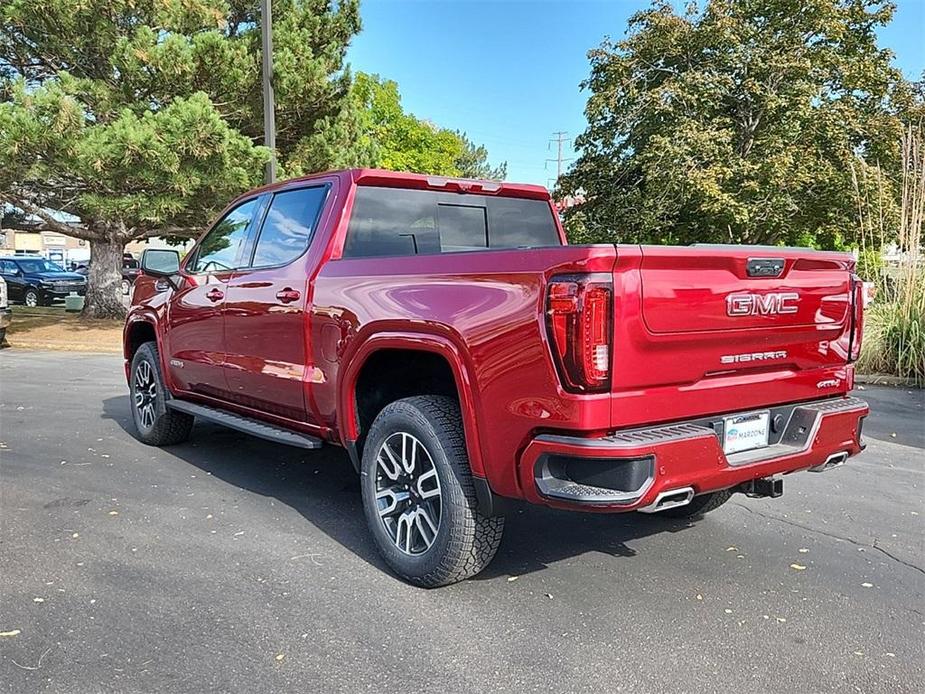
[[0, 256, 87, 307]]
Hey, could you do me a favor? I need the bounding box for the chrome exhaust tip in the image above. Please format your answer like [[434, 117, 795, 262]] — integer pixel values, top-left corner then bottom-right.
[[638, 487, 695, 514], [809, 451, 849, 473]]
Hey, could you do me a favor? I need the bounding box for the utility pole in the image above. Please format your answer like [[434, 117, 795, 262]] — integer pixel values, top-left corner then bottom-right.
[[261, 0, 276, 184], [546, 131, 572, 189]]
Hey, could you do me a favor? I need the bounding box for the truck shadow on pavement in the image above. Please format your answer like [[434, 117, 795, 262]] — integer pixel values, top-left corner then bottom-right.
[[102, 395, 698, 583]]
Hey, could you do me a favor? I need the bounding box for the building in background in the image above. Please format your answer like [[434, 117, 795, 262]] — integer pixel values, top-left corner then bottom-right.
[[1, 227, 192, 267]]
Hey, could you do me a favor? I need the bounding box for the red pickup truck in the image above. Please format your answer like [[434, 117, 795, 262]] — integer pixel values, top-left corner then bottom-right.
[[124, 169, 869, 587]]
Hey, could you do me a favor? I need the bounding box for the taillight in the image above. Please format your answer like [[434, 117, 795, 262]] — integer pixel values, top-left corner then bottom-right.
[[545, 274, 613, 392], [849, 274, 864, 362]]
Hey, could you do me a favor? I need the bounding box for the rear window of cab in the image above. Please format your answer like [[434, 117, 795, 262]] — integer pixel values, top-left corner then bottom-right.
[[343, 186, 561, 258]]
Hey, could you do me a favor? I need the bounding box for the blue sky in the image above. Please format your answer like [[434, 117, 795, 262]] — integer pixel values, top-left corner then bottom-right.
[[348, 0, 925, 186]]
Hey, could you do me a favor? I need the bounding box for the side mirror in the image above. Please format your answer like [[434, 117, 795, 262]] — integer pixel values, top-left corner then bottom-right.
[[141, 249, 180, 277]]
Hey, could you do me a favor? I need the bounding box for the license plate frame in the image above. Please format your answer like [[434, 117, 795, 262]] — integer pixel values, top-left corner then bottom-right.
[[723, 410, 770, 455]]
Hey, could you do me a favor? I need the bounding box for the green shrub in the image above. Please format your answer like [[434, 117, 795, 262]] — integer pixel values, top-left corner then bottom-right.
[[858, 272, 925, 385]]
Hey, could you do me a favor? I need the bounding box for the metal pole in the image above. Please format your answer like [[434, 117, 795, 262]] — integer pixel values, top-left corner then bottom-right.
[[261, 0, 276, 184]]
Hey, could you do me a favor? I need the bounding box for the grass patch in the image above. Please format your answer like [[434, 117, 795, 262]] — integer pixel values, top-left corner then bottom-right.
[[5, 305, 122, 353], [856, 125, 925, 386]]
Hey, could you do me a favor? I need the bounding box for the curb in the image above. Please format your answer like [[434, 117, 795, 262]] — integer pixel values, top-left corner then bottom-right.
[[855, 373, 921, 388]]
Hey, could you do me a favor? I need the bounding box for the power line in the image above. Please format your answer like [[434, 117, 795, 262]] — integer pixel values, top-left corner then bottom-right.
[[546, 131, 573, 189]]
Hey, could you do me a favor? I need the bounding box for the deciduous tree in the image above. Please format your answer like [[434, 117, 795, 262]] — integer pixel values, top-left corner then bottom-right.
[[560, 0, 912, 250], [353, 72, 506, 180]]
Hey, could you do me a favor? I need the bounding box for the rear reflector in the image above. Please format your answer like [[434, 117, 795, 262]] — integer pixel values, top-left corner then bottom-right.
[[546, 275, 613, 392]]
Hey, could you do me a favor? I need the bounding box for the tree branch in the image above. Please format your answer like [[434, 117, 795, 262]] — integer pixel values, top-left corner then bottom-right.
[[0, 193, 99, 240], [132, 226, 203, 240]]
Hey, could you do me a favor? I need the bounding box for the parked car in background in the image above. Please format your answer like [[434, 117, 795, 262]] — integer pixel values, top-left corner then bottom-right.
[[75, 254, 142, 295], [122, 255, 141, 294], [124, 169, 869, 587], [0, 256, 87, 307], [0, 276, 11, 343]]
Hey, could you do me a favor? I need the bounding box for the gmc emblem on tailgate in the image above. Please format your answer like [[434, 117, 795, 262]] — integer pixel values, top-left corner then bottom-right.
[[726, 292, 799, 317]]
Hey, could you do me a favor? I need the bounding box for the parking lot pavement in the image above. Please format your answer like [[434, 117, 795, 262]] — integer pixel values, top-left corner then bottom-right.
[[1, 350, 922, 693]]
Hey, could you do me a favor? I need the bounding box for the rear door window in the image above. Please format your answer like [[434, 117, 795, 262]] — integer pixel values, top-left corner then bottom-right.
[[250, 186, 329, 268], [343, 186, 560, 258]]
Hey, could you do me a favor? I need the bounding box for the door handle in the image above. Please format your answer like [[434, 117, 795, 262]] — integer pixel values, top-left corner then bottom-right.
[[276, 288, 301, 304], [206, 288, 224, 302]]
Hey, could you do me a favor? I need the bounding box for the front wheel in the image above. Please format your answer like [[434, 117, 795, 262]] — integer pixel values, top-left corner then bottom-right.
[[23, 288, 41, 307], [121, 279, 131, 295], [360, 395, 504, 587], [130, 342, 194, 446]]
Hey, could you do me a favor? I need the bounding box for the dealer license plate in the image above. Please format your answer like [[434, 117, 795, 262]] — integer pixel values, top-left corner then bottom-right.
[[723, 411, 770, 454]]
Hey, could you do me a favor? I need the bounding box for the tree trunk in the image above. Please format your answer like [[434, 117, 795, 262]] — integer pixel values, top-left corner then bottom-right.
[[81, 235, 127, 319]]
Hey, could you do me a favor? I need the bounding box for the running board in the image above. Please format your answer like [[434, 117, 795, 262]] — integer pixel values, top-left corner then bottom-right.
[[166, 400, 323, 450]]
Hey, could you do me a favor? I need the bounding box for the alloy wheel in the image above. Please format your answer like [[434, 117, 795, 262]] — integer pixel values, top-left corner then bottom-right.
[[374, 432, 442, 555], [133, 360, 158, 430], [25, 292, 37, 307]]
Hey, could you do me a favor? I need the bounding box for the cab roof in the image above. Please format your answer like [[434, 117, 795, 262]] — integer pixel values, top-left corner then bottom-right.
[[244, 168, 551, 201]]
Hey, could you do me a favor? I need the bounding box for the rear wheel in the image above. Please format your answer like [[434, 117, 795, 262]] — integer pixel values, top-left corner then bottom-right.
[[121, 279, 131, 295], [652, 489, 732, 519], [360, 395, 504, 587], [130, 342, 194, 446]]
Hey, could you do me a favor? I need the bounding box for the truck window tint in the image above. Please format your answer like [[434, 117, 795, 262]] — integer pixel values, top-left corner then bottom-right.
[[252, 186, 328, 267], [343, 186, 560, 258], [189, 198, 259, 273]]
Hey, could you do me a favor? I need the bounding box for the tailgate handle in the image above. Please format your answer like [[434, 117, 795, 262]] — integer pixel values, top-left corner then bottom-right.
[[747, 258, 785, 278]]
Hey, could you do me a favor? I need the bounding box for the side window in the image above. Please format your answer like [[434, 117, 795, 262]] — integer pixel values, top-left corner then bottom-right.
[[188, 198, 259, 274], [251, 186, 328, 267], [0, 260, 14, 274]]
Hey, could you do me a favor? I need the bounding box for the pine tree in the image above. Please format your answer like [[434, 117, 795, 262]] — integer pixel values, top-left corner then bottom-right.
[[0, 0, 365, 317]]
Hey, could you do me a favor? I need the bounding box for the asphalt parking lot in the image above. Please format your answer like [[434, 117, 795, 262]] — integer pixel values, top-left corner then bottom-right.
[[1, 350, 923, 693]]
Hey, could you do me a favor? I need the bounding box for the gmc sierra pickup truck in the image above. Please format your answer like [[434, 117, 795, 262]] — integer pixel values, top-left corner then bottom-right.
[[124, 169, 869, 587]]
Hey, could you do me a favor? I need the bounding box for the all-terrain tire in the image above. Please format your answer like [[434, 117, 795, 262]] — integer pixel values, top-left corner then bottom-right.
[[360, 395, 504, 587], [129, 342, 194, 446], [654, 489, 733, 519]]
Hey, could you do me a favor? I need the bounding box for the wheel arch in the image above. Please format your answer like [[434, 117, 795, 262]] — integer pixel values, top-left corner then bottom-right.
[[339, 332, 485, 477], [123, 313, 169, 388]]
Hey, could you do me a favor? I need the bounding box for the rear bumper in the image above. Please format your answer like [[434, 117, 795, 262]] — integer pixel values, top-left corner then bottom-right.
[[519, 396, 868, 512]]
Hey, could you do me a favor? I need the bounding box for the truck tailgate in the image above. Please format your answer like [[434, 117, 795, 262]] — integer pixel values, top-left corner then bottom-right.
[[610, 245, 858, 428], [639, 248, 850, 334]]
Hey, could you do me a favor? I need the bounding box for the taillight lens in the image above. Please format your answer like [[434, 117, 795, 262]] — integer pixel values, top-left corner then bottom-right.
[[849, 274, 864, 362], [545, 275, 613, 392]]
